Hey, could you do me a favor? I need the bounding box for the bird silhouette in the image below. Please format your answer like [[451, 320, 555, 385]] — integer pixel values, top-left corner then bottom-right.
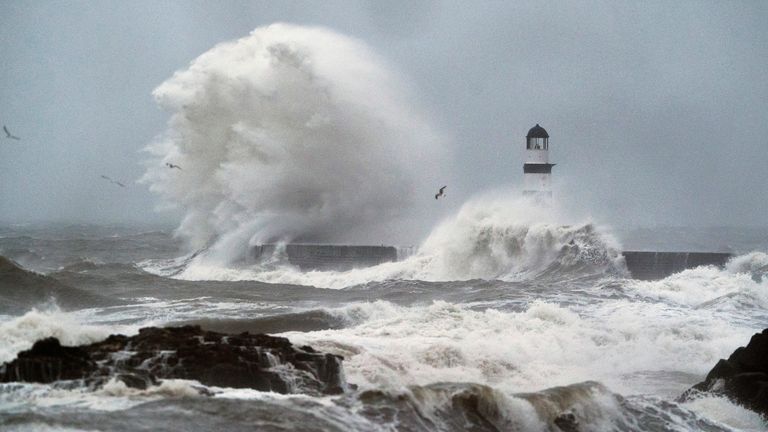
[[435, 185, 447, 200], [100, 175, 126, 188], [3, 126, 20, 140], [165, 162, 182, 170]]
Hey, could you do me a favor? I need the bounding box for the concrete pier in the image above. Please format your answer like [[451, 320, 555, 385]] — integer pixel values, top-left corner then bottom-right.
[[253, 244, 397, 271], [620, 251, 732, 280], [251, 244, 733, 280]]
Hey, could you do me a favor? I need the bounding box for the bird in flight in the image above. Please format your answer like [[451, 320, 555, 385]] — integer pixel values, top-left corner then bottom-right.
[[100, 175, 126, 188], [165, 162, 182, 170], [435, 185, 447, 200], [3, 126, 20, 140]]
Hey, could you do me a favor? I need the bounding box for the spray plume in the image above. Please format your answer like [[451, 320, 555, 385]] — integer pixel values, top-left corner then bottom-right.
[[142, 24, 443, 261]]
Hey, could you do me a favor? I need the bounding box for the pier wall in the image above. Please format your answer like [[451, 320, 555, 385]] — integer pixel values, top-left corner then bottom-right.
[[620, 251, 732, 280], [252, 244, 397, 271], [252, 245, 733, 280]]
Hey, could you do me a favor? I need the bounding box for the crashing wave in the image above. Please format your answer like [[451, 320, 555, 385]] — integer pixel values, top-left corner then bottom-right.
[[725, 251, 768, 279], [141, 23, 443, 256], [149, 196, 623, 288], [0, 308, 135, 364], [626, 251, 768, 313]]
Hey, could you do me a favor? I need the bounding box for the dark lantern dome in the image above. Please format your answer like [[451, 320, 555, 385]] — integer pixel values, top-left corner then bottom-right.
[[526, 124, 549, 139]]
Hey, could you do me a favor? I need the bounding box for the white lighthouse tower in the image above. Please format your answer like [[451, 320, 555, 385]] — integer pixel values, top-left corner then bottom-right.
[[523, 123, 555, 200]]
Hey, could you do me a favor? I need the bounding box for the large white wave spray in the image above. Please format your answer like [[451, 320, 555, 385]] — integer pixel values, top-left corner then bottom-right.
[[142, 24, 443, 260], [167, 194, 624, 288]]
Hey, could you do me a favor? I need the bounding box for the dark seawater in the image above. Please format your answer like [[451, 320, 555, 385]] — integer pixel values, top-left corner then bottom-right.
[[1, 223, 767, 431]]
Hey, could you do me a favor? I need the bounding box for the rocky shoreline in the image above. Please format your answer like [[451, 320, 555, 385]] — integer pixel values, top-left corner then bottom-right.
[[679, 328, 768, 419], [2, 324, 767, 426], [0, 325, 346, 396]]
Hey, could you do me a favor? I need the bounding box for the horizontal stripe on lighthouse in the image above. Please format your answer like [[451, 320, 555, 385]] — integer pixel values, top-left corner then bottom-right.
[[523, 163, 556, 174]]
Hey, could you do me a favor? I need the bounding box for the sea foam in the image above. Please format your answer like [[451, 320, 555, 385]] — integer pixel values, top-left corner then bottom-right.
[[0, 308, 136, 364], [161, 195, 623, 288]]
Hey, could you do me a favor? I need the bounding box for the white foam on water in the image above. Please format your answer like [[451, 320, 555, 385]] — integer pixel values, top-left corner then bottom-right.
[[277, 297, 766, 430], [403, 383, 547, 431], [75, 297, 285, 326], [209, 387, 388, 431], [0, 286, 762, 431], [681, 395, 767, 431], [726, 251, 768, 275], [0, 308, 136, 364], [0, 379, 205, 413], [282, 299, 754, 397], [160, 195, 623, 288], [98, 378, 203, 399], [626, 255, 768, 312]]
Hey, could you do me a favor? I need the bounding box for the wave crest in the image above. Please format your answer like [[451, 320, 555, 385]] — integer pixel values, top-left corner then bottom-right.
[[155, 196, 622, 288], [0, 308, 136, 364], [627, 251, 768, 312], [141, 23, 442, 257], [412, 196, 623, 281]]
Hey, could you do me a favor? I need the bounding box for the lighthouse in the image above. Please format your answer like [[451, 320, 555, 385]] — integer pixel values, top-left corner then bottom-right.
[[523, 123, 555, 200]]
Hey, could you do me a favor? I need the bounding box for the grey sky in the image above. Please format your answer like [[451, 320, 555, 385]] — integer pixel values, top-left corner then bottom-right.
[[1, 0, 766, 233]]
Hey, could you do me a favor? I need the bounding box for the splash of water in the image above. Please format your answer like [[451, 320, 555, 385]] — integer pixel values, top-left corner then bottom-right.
[[142, 23, 443, 261], [164, 195, 623, 287], [408, 195, 622, 281], [0, 308, 136, 363]]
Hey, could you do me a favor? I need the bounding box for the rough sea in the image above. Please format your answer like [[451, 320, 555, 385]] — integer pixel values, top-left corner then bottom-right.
[[2, 22, 767, 432], [1, 220, 767, 432]]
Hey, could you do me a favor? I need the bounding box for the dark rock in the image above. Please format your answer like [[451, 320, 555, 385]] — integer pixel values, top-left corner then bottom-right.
[[554, 412, 579, 432], [114, 372, 157, 390], [0, 337, 94, 383], [678, 328, 768, 418], [0, 325, 346, 396]]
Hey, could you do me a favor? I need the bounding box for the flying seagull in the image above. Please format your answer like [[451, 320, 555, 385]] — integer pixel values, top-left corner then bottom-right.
[[435, 185, 447, 200], [100, 175, 126, 188], [165, 162, 182, 170], [3, 126, 20, 140]]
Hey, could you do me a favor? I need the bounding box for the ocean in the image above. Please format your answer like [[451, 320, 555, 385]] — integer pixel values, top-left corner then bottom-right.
[[1, 220, 767, 432]]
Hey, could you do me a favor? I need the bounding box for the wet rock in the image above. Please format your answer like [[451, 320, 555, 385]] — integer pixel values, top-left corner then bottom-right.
[[114, 372, 157, 390], [678, 328, 768, 418], [0, 325, 346, 396], [554, 412, 579, 432], [0, 337, 94, 383]]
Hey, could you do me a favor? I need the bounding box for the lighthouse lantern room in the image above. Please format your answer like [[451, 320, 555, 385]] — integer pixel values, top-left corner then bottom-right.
[[523, 124, 555, 199]]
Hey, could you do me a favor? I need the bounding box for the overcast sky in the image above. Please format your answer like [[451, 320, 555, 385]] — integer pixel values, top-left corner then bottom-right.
[[1, 0, 766, 232]]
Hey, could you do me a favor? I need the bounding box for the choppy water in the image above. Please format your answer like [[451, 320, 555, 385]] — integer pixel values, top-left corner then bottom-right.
[[1, 222, 767, 432], [3, 21, 766, 431]]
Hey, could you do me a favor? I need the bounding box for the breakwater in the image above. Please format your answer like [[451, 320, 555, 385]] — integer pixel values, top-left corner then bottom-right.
[[620, 251, 732, 280], [251, 245, 733, 280], [252, 244, 398, 271]]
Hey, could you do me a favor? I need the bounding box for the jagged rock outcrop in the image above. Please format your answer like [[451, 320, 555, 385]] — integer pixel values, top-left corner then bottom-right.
[[0, 325, 346, 396], [678, 328, 768, 418]]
